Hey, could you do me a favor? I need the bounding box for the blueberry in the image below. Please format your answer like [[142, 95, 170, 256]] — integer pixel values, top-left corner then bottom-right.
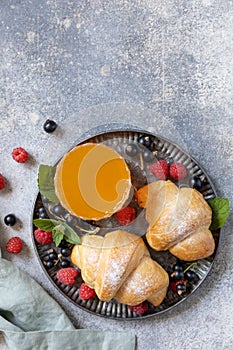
[[142, 150, 154, 162], [125, 143, 138, 157], [138, 135, 153, 148], [43, 119, 57, 133], [190, 176, 202, 190], [4, 214, 17, 226], [184, 270, 199, 282], [59, 259, 70, 268], [38, 206, 46, 214]]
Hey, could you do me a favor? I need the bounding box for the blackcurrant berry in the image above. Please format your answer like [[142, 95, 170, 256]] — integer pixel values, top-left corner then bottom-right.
[[38, 207, 46, 214], [45, 260, 54, 269], [190, 176, 202, 190], [52, 204, 65, 216], [171, 270, 184, 280], [41, 195, 49, 203], [61, 248, 70, 257], [59, 259, 70, 268], [173, 263, 184, 272], [58, 239, 68, 248], [138, 135, 153, 148], [4, 214, 17, 226], [125, 143, 138, 157], [39, 211, 48, 219], [142, 150, 154, 162], [176, 283, 187, 294], [49, 251, 58, 261], [64, 213, 78, 226], [184, 270, 199, 282], [43, 119, 57, 133]]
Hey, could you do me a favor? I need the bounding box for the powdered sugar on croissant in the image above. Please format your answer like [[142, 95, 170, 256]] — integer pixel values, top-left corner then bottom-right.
[[71, 230, 169, 306], [136, 180, 215, 261]]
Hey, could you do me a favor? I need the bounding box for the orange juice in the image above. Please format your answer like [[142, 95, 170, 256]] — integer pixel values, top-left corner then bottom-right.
[[54, 143, 131, 220]]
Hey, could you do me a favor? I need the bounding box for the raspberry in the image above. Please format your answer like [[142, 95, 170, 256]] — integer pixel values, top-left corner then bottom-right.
[[128, 302, 148, 315], [12, 147, 29, 163], [149, 160, 169, 180], [0, 174, 5, 190], [169, 162, 187, 180], [56, 268, 79, 286], [79, 282, 96, 300], [34, 229, 53, 245], [115, 206, 136, 226], [6, 237, 23, 254]]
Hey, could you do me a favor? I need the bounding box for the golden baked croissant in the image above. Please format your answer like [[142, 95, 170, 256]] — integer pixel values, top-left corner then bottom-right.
[[71, 230, 169, 307], [136, 180, 215, 261]]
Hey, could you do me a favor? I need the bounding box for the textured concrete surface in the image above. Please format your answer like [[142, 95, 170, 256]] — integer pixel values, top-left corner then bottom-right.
[[0, 0, 233, 349]]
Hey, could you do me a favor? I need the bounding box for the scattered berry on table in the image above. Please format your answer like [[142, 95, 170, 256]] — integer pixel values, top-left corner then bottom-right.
[[6, 237, 23, 254], [115, 206, 136, 226], [149, 160, 169, 180], [0, 174, 5, 190], [190, 176, 202, 190], [142, 149, 154, 162], [138, 135, 154, 149], [34, 228, 53, 245], [125, 143, 138, 157], [169, 162, 187, 180], [79, 282, 96, 300], [43, 119, 57, 133], [4, 214, 17, 226], [12, 147, 29, 163], [128, 302, 148, 315], [57, 267, 79, 286]]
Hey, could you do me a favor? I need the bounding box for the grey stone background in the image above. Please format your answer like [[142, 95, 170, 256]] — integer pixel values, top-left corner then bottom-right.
[[0, 0, 233, 349]]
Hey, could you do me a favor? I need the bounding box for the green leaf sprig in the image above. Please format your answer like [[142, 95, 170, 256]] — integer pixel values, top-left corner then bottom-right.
[[38, 165, 59, 203], [33, 218, 81, 246], [208, 198, 231, 230]]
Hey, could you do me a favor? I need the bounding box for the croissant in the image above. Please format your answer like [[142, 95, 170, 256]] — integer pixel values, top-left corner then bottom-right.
[[136, 180, 215, 261], [71, 230, 169, 307]]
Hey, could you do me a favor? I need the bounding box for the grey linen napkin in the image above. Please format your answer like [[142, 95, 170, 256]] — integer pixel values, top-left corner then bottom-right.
[[0, 252, 135, 350]]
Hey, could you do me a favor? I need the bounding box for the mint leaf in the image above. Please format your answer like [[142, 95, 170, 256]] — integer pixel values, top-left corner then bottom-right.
[[33, 218, 58, 231], [38, 164, 59, 203], [63, 222, 81, 245], [33, 218, 81, 246], [52, 225, 65, 247], [208, 198, 231, 230]]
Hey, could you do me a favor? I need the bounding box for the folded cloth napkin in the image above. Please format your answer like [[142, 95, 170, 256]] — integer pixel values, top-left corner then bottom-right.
[[0, 250, 135, 350]]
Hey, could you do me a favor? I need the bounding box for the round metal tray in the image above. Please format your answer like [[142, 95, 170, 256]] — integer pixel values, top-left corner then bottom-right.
[[31, 129, 220, 320]]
